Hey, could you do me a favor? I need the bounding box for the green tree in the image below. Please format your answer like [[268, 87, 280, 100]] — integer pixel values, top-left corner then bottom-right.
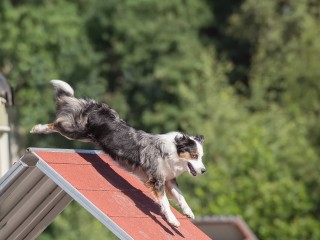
[[1, 0, 320, 239], [181, 1, 320, 239], [0, 1, 112, 239], [84, 0, 213, 133], [183, 110, 320, 239], [0, 0, 105, 136], [228, 1, 320, 115]]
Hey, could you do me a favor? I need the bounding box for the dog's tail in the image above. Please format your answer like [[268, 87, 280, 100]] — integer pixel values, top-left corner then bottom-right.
[[50, 80, 74, 98]]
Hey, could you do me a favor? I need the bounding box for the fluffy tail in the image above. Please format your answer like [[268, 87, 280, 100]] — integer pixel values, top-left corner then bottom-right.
[[50, 80, 74, 98]]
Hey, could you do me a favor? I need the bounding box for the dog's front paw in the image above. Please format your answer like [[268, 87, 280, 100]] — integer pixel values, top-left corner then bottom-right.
[[183, 207, 195, 219], [164, 211, 180, 227], [168, 217, 180, 228]]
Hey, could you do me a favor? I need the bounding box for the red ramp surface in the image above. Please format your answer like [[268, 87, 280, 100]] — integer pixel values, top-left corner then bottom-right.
[[29, 148, 210, 239]]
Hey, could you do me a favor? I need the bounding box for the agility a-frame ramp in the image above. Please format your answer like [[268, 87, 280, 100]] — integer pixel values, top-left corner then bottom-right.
[[0, 148, 210, 240]]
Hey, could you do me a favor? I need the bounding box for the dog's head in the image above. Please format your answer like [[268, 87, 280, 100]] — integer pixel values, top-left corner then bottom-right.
[[175, 134, 206, 176]]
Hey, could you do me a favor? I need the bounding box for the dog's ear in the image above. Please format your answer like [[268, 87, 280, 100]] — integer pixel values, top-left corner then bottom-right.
[[174, 134, 191, 154], [194, 135, 205, 144], [175, 134, 189, 145]]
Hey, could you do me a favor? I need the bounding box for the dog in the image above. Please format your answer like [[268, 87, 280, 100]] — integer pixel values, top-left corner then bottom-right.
[[30, 80, 206, 227]]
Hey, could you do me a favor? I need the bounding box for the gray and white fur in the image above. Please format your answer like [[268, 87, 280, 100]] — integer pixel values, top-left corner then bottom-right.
[[31, 80, 206, 227]]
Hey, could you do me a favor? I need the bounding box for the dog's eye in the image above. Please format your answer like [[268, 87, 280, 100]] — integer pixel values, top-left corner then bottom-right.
[[191, 154, 198, 159]]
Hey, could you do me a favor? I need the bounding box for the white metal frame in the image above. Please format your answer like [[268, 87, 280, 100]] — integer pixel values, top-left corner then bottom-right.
[[0, 148, 133, 240]]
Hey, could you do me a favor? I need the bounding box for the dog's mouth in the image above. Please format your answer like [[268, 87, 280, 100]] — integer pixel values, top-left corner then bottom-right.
[[187, 162, 197, 176]]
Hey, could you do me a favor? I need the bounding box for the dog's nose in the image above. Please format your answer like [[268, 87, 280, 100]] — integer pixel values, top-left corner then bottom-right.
[[201, 168, 206, 174]]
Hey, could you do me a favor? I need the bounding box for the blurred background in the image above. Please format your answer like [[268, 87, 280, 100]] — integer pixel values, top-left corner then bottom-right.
[[1, 0, 320, 239]]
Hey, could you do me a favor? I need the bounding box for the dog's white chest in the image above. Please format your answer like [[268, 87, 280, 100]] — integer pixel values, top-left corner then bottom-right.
[[163, 157, 186, 180]]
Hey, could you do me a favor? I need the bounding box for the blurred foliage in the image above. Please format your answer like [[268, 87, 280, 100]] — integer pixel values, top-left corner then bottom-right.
[[1, 0, 320, 239], [38, 202, 118, 240]]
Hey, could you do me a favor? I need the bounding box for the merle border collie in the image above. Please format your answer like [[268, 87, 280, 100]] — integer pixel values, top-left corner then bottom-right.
[[30, 80, 206, 227]]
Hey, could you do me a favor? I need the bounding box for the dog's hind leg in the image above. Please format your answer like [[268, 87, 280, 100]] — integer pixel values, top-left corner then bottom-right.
[[165, 178, 195, 219], [30, 123, 57, 134]]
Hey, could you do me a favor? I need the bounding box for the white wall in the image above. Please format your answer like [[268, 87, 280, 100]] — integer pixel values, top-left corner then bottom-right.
[[0, 102, 11, 176]]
